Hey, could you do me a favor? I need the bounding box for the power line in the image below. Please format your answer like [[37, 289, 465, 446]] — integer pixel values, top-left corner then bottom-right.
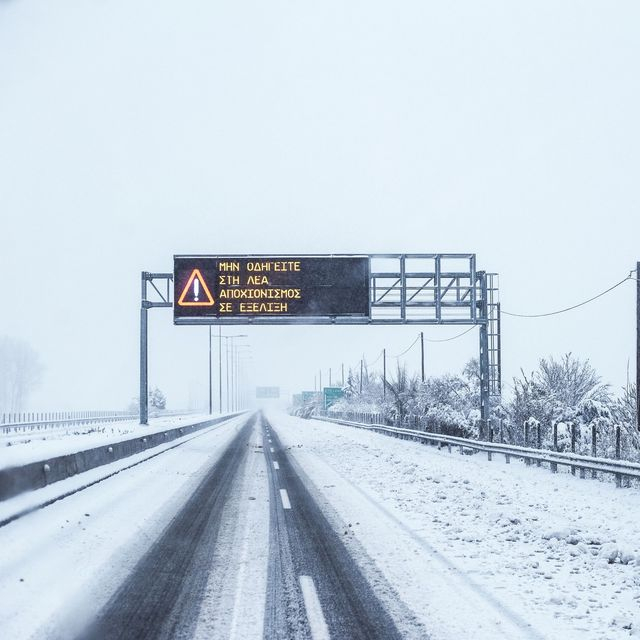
[[424, 326, 476, 342], [392, 334, 420, 358], [502, 274, 635, 319], [366, 350, 384, 366]]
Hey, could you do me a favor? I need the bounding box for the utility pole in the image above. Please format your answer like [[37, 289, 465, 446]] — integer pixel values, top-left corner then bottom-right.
[[140, 273, 148, 425], [329, 368, 332, 387], [218, 326, 222, 414], [637, 261, 639, 430], [341, 363, 344, 387], [420, 331, 425, 383], [319, 369, 322, 392], [231, 340, 237, 411], [226, 339, 230, 413], [383, 348, 386, 399], [208, 327, 212, 414], [359, 359, 363, 394]]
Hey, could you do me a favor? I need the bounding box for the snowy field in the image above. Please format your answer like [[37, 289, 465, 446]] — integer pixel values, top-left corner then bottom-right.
[[0, 413, 214, 470], [274, 413, 640, 640]]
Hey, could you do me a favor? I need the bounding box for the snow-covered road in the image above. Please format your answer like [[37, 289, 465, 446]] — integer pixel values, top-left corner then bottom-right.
[[1, 411, 638, 639], [274, 413, 640, 639]]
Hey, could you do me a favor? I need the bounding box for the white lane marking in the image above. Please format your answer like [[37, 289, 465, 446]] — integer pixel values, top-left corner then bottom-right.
[[280, 489, 291, 510], [299, 575, 330, 640], [273, 461, 279, 470], [270, 447, 275, 453]]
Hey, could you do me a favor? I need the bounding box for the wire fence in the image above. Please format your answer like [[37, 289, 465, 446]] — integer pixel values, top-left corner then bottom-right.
[[0, 410, 192, 434]]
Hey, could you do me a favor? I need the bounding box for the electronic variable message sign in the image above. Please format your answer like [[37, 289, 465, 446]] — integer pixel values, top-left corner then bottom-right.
[[174, 255, 370, 324]]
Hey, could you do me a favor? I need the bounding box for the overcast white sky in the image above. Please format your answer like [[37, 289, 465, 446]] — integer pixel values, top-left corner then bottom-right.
[[1, 1, 638, 411]]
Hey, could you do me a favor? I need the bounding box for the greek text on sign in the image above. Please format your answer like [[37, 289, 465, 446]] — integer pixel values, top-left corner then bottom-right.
[[174, 255, 370, 324]]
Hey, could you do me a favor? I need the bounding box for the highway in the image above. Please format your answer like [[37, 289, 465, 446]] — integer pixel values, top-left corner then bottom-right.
[[7, 411, 403, 639], [2, 410, 638, 639]]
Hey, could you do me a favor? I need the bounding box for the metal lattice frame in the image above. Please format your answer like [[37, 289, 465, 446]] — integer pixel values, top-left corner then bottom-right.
[[139, 255, 501, 426]]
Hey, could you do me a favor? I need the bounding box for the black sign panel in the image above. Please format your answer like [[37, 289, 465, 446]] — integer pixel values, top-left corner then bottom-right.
[[173, 255, 370, 324]]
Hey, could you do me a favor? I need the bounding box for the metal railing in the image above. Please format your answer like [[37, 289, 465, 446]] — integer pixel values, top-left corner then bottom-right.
[[1, 410, 192, 434], [318, 415, 640, 488]]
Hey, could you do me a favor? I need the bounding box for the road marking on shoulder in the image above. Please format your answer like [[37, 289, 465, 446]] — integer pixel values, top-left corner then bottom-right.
[[280, 489, 291, 510], [270, 447, 275, 453], [273, 461, 279, 470], [299, 575, 330, 640]]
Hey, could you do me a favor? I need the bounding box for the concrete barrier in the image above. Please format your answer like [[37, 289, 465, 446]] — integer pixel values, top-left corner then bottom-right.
[[0, 413, 243, 502]]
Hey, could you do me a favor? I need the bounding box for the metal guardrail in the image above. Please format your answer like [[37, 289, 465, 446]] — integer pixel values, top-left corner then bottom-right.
[[1, 411, 193, 434], [319, 416, 640, 487], [0, 412, 245, 503]]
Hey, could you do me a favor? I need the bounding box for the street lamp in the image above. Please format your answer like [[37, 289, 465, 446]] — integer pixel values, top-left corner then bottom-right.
[[233, 345, 251, 410], [217, 333, 248, 413]]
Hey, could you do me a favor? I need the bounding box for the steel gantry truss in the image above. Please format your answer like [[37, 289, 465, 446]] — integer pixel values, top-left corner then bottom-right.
[[139, 254, 501, 428]]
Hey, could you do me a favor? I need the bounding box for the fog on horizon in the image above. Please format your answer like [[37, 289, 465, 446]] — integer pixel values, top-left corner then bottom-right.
[[0, 1, 638, 413]]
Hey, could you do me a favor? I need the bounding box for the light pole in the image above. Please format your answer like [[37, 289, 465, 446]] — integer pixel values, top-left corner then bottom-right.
[[236, 352, 252, 410], [208, 327, 213, 414], [233, 344, 251, 410], [219, 334, 248, 413]]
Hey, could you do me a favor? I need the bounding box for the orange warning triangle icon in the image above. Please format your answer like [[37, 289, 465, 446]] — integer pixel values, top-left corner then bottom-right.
[[177, 269, 215, 307]]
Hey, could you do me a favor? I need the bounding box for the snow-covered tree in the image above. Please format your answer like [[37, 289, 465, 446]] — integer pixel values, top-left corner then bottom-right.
[[0, 336, 43, 413], [508, 354, 611, 448], [149, 387, 166, 411], [382, 363, 420, 425], [611, 383, 640, 461]]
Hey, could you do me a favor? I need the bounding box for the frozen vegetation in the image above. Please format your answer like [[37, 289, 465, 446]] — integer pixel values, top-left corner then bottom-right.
[[297, 353, 640, 463]]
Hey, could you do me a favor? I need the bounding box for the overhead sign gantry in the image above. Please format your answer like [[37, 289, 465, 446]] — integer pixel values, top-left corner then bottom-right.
[[140, 254, 501, 430]]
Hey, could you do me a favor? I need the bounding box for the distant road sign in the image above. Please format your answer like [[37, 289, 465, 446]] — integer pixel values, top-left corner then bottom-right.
[[174, 255, 369, 324], [256, 386, 280, 399], [302, 391, 321, 404], [323, 387, 344, 409]]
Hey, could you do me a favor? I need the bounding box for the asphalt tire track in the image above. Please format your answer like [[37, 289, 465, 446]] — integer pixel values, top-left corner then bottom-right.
[[262, 414, 403, 640], [79, 414, 256, 640]]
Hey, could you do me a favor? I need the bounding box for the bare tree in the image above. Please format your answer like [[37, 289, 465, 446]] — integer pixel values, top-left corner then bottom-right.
[[0, 336, 44, 412]]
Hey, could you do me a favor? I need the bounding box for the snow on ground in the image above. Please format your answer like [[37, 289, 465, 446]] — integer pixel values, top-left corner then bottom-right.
[[0, 413, 218, 470], [273, 412, 640, 640], [0, 414, 247, 639]]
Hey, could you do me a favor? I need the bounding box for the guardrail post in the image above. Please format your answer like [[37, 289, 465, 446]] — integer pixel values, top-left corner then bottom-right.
[[524, 422, 530, 466], [551, 423, 558, 473], [615, 425, 622, 488], [536, 424, 542, 467], [487, 425, 493, 461], [571, 424, 576, 476], [591, 425, 597, 479]]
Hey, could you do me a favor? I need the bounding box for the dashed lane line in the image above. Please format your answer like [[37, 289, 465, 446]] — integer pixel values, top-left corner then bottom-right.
[[299, 575, 330, 640], [279, 488, 291, 510]]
